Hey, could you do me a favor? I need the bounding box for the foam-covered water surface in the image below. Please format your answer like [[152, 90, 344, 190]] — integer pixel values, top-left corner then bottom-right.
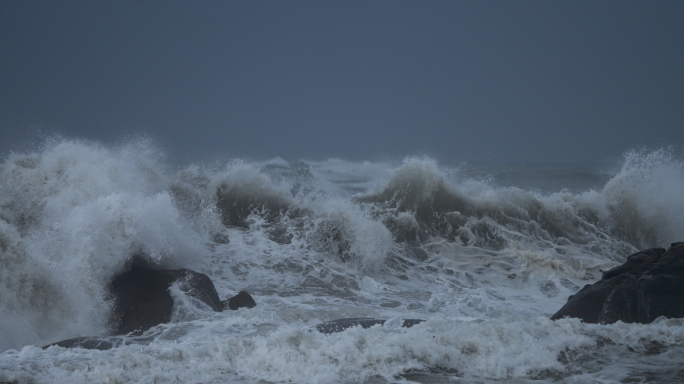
[[1, 140, 683, 383]]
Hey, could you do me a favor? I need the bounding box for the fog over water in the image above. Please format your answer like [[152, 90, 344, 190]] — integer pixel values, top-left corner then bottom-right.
[[1, 2, 684, 384]]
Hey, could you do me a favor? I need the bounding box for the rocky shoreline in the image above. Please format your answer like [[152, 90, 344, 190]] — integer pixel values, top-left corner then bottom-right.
[[44, 241, 684, 350]]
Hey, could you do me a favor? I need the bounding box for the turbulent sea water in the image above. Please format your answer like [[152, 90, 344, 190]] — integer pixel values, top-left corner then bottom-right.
[[1, 140, 684, 384]]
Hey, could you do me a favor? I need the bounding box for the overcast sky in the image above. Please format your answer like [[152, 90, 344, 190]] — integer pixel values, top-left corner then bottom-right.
[[1, 1, 682, 163]]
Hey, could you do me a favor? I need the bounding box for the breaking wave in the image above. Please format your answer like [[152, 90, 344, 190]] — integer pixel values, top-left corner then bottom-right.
[[1, 138, 683, 383]]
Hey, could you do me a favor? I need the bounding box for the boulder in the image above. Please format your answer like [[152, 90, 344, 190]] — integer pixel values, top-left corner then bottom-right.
[[315, 317, 424, 334], [551, 242, 684, 324], [225, 290, 257, 310], [109, 265, 256, 335], [44, 265, 256, 349]]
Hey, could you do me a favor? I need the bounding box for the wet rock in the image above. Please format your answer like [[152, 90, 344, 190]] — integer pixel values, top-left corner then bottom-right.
[[43, 336, 143, 350], [109, 265, 256, 335], [44, 336, 119, 350], [223, 290, 257, 310], [44, 265, 257, 349], [551, 242, 684, 324], [315, 317, 424, 334]]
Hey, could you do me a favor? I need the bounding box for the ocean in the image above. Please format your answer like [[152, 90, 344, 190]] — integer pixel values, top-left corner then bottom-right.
[[1, 139, 683, 383]]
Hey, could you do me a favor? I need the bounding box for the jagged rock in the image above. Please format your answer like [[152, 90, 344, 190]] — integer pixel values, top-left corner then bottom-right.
[[109, 265, 256, 335], [315, 317, 424, 334], [551, 242, 684, 324], [44, 265, 257, 349]]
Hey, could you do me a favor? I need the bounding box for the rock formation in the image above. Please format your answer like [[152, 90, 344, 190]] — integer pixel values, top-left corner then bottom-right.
[[109, 265, 256, 335], [551, 242, 684, 324], [44, 265, 256, 349]]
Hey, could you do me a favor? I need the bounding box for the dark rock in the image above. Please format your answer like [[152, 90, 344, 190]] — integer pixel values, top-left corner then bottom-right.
[[109, 265, 255, 335], [42, 332, 161, 350], [551, 242, 684, 324], [43, 336, 137, 350], [600, 247, 666, 280], [223, 290, 257, 310], [46, 265, 257, 349], [315, 317, 424, 334], [44, 336, 120, 350]]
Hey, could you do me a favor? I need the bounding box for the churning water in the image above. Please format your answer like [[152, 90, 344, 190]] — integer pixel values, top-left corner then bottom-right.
[[1, 139, 683, 383]]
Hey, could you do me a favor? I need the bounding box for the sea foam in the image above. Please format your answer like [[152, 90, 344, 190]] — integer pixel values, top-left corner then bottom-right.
[[1, 139, 683, 383]]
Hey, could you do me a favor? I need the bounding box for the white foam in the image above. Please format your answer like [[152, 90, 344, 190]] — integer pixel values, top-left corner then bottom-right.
[[602, 147, 684, 247], [3, 316, 684, 384], [2, 139, 684, 383], [0, 140, 212, 350]]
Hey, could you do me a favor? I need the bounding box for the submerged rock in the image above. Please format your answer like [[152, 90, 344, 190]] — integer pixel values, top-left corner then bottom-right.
[[551, 242, 684, 324], [44, 337, 120, 350], [43, 336, 146, 350], [315, 317, 424, 334]]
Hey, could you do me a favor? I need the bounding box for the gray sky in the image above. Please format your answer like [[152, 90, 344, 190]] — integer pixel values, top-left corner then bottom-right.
[[1, 1, 682, 163]]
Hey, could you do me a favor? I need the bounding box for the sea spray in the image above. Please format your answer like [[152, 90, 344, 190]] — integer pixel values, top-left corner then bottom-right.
[[2, 139, 684, 383], [0, 140, 211, 350]]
